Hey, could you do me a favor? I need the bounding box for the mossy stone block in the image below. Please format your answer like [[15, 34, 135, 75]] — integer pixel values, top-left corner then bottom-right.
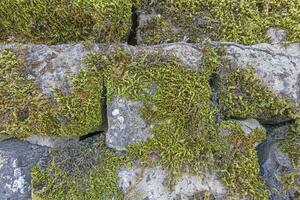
[[0, 44, 105, 138]]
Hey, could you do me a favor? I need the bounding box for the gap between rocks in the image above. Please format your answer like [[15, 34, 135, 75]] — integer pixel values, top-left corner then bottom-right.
[[127, 5, 139, 46], [80, 76, 108, 141]]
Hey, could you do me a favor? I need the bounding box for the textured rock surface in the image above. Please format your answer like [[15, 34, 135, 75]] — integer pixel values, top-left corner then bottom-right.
[[106, 97, 152, 151], [0, 44, 103, 95], [26, 135, 79, 148], [224, 42, 300, 104], [0, 43, 105, 137], [0, 139, 47, 199], [239, 118, 266, 136], [118, 165, 227, 200]]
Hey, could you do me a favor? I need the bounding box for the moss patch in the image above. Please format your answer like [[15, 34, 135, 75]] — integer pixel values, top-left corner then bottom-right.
[[0, 50, 103, 137], [32, 135, 131, 200], [101, 47, 270, 198], [102, 47, 221, 174], [138, 0, 300, 44], [280, 119, 300, 165], [219, 120, 269, 199], [0, 0, 132, 44]]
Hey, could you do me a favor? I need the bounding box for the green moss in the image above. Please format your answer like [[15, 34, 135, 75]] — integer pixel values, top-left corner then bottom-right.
[[101, 47, 270, 198], [0, 0, 132, 44], [218, 67, 296, 120], [0, 50, 103, 137], [138, 0, 300, 44], [277, 163, 300, 195], [280, 119, 300, 165], [219, 120, 269, 199], [32, 135, 131, 200], [102, 47, 222, 176]]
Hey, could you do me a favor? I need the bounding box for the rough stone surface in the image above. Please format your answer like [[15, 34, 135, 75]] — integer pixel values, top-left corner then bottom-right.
[[0, 139, 48, 200], [118, 165, 227, 200], [0, 134, 12, 142], [239, 118, 266, 136], [223, 42, 300, 104], [106, 97, 152, 151], [136, 43, 203, 72], [267, 28, 287, 44], [26, 135, 79, 148], [259, 126, 298, 200], [0, 43, 104, 96]]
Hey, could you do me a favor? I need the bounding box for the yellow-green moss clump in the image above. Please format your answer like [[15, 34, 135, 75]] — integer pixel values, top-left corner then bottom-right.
[[101, 47, 269, 198], [32, 135, 131, 200], [218, 67, 297, 120], [0, 0, 132, 44], [219, 121, 269, 199], [0, 50, 103, 137], [138, 0, 300, 44]]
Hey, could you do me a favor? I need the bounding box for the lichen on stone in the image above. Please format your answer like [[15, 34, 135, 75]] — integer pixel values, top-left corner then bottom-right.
[[32, 135, 131, 200], [0, 0, 132, 44], [138, 0, 300, 44], [0, 49, 103, 137]]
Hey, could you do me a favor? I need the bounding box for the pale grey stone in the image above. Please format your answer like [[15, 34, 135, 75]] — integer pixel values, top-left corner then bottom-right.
[[106, 97, 153, 151], [0, 43, 104, 96], [26, 135, 79, 148], [267, 28, 287, 44], [239, 118, 266, 135], [118, 165, 227, 200], [224, 42, 300, 104]]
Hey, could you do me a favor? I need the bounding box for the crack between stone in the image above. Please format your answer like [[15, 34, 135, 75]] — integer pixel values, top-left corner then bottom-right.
[[210, 41, 300, 60], [127, 6, 139, 46]]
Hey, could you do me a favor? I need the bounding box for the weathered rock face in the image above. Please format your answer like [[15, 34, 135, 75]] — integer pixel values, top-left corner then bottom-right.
[[26, 135, 79, 148], [225, 42, 300, 104], [259, 126, 300, 200], [0, 139, 48, 200], [0, 44, 105, 138], [118, 166, 227, 200], [0, 39, 299, 200], [106, 97, 152, 151]]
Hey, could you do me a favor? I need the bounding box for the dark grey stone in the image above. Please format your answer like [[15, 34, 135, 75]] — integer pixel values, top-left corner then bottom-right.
[[0, 139, 48, 200]]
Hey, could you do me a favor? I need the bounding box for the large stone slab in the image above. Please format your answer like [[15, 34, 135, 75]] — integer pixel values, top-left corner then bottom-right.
[[225, 42, 300, 104], [118, 166, 227, 200]]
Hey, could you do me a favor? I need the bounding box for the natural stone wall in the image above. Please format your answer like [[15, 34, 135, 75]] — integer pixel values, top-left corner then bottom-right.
[[0, 2, 300, 200], [137, 0, 300, 45]]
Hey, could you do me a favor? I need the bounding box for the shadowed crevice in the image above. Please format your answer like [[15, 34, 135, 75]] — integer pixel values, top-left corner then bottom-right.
[[127, 6, 139, 46]]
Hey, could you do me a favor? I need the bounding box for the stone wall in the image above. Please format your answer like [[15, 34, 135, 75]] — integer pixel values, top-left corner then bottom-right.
[[0, 1, 299, 200]]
